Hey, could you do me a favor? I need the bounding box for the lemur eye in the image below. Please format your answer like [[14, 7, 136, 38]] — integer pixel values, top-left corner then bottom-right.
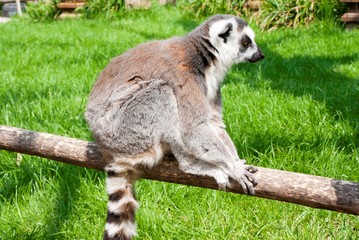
[[241, 36, 251, 48]]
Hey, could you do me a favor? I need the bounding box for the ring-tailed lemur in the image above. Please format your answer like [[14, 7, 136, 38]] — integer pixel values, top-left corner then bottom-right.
[[85, 14, 264, 240]]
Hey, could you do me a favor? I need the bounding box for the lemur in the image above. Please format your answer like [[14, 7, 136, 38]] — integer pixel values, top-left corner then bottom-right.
[[85, 14, 264, 240]]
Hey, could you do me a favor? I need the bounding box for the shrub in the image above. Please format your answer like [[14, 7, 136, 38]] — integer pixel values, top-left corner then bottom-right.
[[77, 0, 125, 19], [182, 0, 248, 18], [26, 0, 60, 22], [255, 0, 346, 31], [26, 0, 125, 21]]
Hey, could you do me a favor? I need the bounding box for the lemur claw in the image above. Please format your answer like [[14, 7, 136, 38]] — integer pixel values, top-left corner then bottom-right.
[[246, 165, 258, 173]]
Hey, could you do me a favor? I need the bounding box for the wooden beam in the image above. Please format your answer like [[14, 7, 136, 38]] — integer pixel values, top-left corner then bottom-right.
[[0, 125, 358, 215], [340, 0, 359, 3], [57, 2, 85, 10], [342, 12, 359, 22]]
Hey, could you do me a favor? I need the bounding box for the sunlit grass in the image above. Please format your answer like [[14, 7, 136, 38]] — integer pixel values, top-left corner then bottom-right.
[[0, 5, 358, 239]]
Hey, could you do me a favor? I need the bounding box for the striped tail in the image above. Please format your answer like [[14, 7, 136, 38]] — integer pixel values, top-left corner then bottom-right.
[[104, 165, 139, 240]]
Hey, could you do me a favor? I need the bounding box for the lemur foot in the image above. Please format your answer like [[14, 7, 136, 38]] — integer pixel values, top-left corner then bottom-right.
[[230, 161, 258, 195]]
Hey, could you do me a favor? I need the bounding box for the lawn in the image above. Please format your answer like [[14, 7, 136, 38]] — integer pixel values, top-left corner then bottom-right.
[[1, 5, 359, 240]]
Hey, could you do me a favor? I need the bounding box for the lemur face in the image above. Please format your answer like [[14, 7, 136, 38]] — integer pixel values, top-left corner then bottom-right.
[[208, 17, 264, 68], [238, 26, 264, 63]]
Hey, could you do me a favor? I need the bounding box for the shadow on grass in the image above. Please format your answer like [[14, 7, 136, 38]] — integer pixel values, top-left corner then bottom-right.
[[0, 155, 104, 238], [231, 44, 359, 139], [43, 165, 83, 237], [42, 165, 105, 238]]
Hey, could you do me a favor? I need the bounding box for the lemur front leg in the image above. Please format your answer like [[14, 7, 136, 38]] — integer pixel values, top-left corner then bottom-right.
[[217, 128, 258, 176], [174, 123, 257, 195]]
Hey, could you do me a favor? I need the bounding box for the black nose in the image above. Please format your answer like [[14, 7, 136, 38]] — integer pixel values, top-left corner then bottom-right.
[[248, 47, 264, 63]]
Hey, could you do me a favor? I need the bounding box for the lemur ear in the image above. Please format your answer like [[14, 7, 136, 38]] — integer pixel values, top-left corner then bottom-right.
[[218, 23, 233, 43]]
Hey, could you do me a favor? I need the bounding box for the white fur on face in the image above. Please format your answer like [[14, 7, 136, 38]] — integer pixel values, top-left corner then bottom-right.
[[243, 26, 255, 41], [208, 19, 259, 66], [205, 17, 260, 100], [205, 18, 235, 100], [206, 18, 240, 100], [208, 17, 240, 68]]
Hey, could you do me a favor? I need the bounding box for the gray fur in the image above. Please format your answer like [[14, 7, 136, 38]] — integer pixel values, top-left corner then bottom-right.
[[86, 14, 264, 239]]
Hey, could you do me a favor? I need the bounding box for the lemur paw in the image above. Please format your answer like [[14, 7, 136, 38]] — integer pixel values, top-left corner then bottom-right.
[[231, 162, 258, 195]]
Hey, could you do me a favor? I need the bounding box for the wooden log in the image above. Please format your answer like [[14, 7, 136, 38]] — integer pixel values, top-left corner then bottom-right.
[[0, 125, 358, 215]]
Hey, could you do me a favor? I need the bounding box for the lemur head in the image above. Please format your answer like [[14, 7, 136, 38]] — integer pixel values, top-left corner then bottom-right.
[[205, 15, 264, 68]]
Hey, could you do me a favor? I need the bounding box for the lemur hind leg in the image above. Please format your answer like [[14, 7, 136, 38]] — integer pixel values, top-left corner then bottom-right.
[[100, 80, 178, 240]]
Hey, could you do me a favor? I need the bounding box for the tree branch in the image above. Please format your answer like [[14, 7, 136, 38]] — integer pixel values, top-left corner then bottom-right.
[[0, 125, 358, 215]]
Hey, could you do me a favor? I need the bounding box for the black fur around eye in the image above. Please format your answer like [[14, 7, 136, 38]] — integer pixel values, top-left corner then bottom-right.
[[241, 36, 252, 48]]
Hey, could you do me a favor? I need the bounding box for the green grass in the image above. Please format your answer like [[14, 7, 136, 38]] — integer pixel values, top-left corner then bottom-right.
[[1, 5, 359, 240]]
